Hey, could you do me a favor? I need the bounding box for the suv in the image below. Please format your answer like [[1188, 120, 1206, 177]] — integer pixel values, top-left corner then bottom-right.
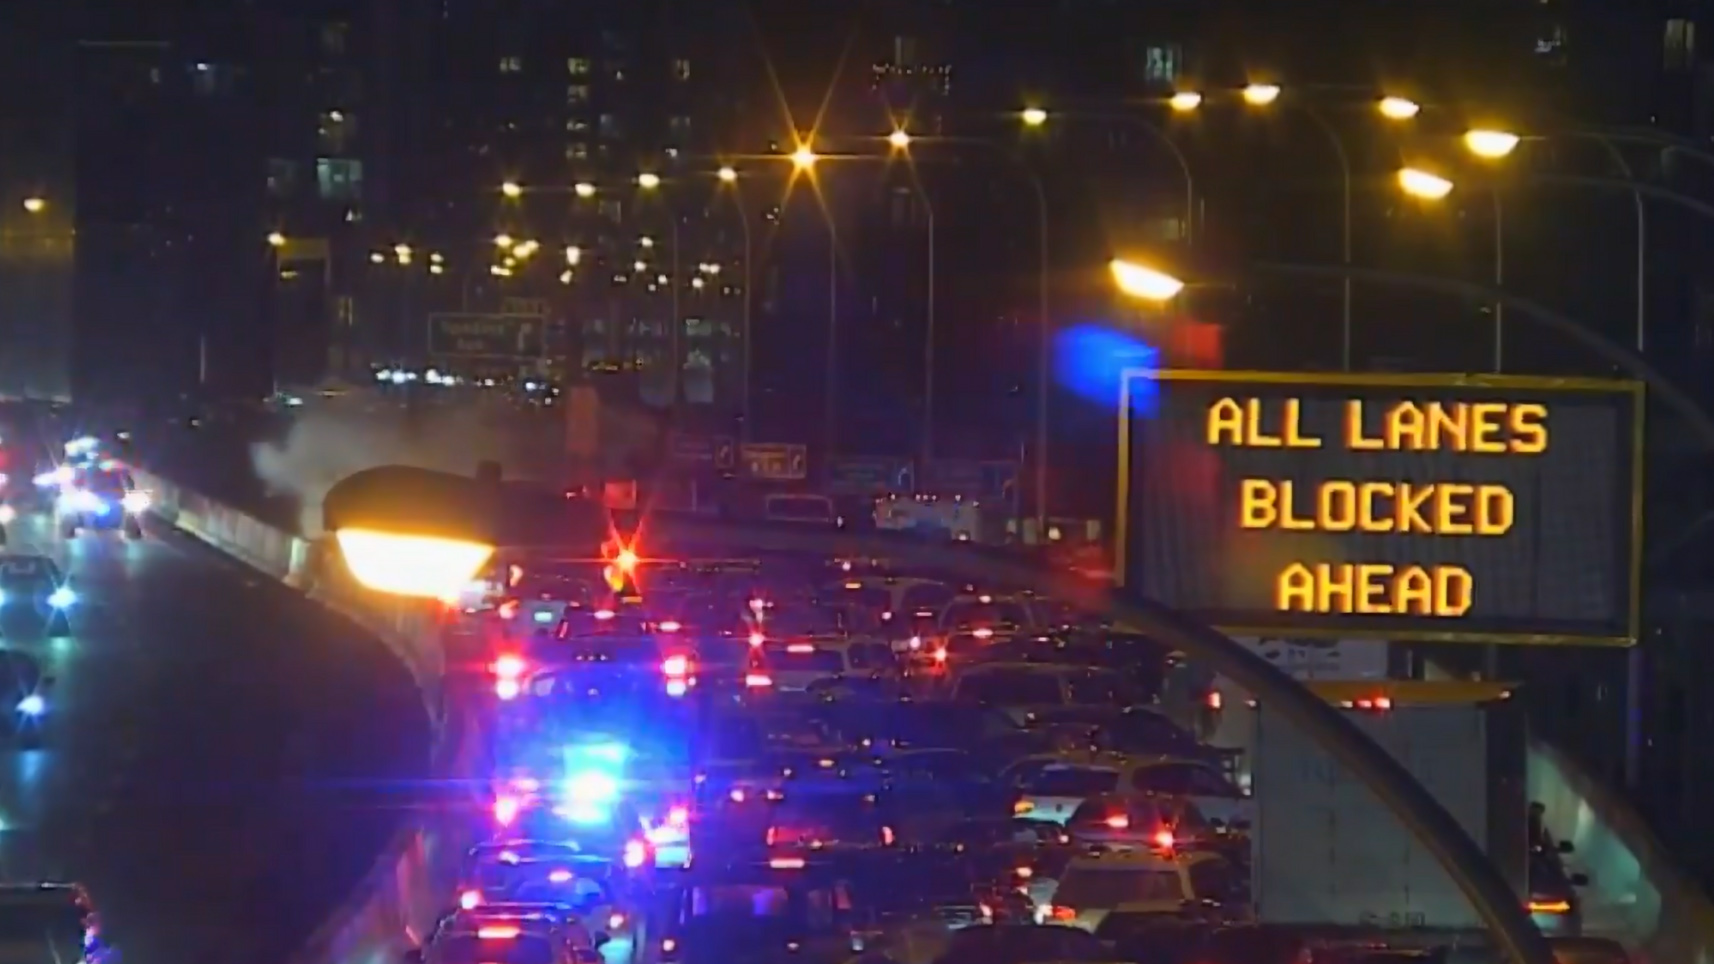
[[57, 467, 144, 539]]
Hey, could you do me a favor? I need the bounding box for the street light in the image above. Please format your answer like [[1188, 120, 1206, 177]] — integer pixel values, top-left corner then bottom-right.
[[501, 181, 523, 199], [887, 129, 911, 150], [1109, 259, 1186, 301], [1464, 129, 1522, 159], [565, 245, 581, 265], [637, 172, 662, 190], [1378, 96, 1422, 120], [21, 197, 44, 214], [1398, 167, 1455, 200], [1021, 107, 1048, 127], [790, 145, 818, 170], [1242, 83, 1282, 106], [717, 165, 738, 183], [267, 232, 286, 247], [494, 233, 515, 248], [1168, 91, 1203, 112], [574, 181, 596, 198]]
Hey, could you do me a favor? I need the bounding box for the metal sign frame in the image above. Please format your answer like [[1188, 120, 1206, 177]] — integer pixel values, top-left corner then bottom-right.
[[1116, 368, 1645, 647]]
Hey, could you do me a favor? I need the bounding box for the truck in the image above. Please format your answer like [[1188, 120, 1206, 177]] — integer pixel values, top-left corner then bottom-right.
[[1248, 683, 1529, 942]]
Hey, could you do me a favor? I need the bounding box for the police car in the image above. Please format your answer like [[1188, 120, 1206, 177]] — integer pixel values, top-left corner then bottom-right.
[[55, 465, 145, 539]]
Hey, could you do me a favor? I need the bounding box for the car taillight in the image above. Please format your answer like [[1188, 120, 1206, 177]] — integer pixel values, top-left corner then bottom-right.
[[1152, 829, 1175, 849], [1528, 898, 1572, 914], [1206, 690, 1223, 710], [1014, 866, 1034, 879], [498, 600, 520, 621], [932, 648, 948, 663], [1049, 905, 1076, 921], [1104, 814, 1130, 829], [459, 889, 482, 910], [746, 673, 773, 688], [478, 926, 520, 940], [494, 795, 521, 825], [786, 643, 815, 654], [623, 839, 648, 868], [972, 627, 994, 639], [749, 632, 765, 647], [493, 654, 526, 679], [659, 620, 681, 633], [667, 805, 689, 827], [661, 655, 691, 677]]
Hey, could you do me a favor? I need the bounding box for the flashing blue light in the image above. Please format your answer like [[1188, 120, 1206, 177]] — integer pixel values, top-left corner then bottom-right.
[[1054, 323, 1160, 415], [16, 695, 44, 717], [568, 741, 628, 764], [47, 587, 75, 609], [566, 771, 620, 802]]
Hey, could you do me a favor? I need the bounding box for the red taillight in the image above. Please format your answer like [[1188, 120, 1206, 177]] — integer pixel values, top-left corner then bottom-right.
[[493, 654, 526, 679], [623, 839, 648, 868], [667, 805, 689, 827], [459, 889, 482, 910], [1104, 814, 1130, 830], [498, 600, 519, 620], [745, 673, 773, 688], [972, 627, 994, 639], [478, 926, 520, 940], [932, 648, 948, 663], [662, 655, 691, 677], [1049, 905, 1076, 921], [1152, 829, 1175, 849], [659, 620, 682, 633], [1206, 690, 1223, 710], [786, 643, 815, 654], [748, 632, 765, 647], [494, 795, 521, 825], [769, 857, 806, 869]]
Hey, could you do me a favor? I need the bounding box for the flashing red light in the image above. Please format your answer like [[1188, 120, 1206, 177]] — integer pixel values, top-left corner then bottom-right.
[[622, 839, 648, 868], [594, 609, 616, 621], [785, 643, 816, 654], [493, 654, 527, 679], [1104, 814, 1131, 830], [745, 673, 773, 688], [1152, 829, 1176, 849], [1206, 690, 1223, 710], [659, 620, 682, 633], [459, 889, 482, 910], [661, 655, 691, 677], [748, 632, 765, 647], [972, 628, 994, 639], [494, 795, 521, 825], [498, 600, 520, 620], [1048, 906, 1076, 921], [614, 547, 639, 573], [932, 648, 948, 663], [769, 857, 806, 869]]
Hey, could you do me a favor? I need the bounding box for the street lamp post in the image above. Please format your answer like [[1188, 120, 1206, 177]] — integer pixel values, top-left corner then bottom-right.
[[717, 166, 755, 440], [882, 130, 942, 464], [787, 144, 843, 458]]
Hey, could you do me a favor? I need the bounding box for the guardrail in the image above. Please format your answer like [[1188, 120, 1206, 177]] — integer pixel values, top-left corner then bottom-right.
[[132, 469, 486, 964], [1417, 660, 1714, 962]]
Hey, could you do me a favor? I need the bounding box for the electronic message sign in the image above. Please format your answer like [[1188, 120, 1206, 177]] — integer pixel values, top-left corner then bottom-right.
[[1117, 370, 1643, 645]]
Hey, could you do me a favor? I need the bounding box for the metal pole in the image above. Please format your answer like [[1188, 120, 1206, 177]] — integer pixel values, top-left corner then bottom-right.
[[824, 211, 838, 459], [1113, 115, 1194, 243], [1030, 171, 1050, 536], [1492, 191, 1505, 372], [922, 194, 937, 464], [1300, 107, 1353, 369]]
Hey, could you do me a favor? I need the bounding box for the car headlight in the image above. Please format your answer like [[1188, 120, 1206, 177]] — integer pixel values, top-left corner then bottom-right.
[[47, 587, 75, 609], [16, 695, 44, 717], [0, 506, 16, 524], [566, 771, 620, 802], [121, 492, 150, 514]]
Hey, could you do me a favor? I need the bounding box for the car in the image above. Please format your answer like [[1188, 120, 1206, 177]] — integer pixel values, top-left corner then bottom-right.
[[55, 466, 145, 539], [655, 855, 864, 964], [0, 554, 74, 637], [1011, 755, 1252, 830], [412, 911, 603, 964], [0, 883, 110, 964], [1041, 850, 1245, 932], [455, 854, 639, 958], [756, 637, 897, 692], [927, 923, 1128, 964], [1528, 849, 1589, 937]]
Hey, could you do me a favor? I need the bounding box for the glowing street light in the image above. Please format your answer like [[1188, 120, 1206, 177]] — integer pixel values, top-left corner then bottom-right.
[[636, 172, 662, 190], [394, 243, 413, 264], [1464, 129, 1522, 159], [494, 233, 515, 248], [1168, 91, 1203, 112], [790, 145, 818, 170], [501, 181, 523, 198], [1378, 96, 1422, 120], [1109, 259, 1186, 302], [1242, 83, 1282, 106], [1398, 167, 1455, 200], [267, 232, 286, 247], [717, 166, 738, 183], [565, 245, 582, 265], [1021, 107, 1048, 127], [574, 181, 596, 198], [887, 129, 911, 150], [21, 197, 44, 214]]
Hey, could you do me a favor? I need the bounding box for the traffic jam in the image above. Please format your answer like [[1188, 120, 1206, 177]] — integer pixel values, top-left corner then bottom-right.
[[416, 538, 1608, 964]]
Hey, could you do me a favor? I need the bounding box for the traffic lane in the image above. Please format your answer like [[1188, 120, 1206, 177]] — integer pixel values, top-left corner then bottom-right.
[[0, 513, 431, 964]]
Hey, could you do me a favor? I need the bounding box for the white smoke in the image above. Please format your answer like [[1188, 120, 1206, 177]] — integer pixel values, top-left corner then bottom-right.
[[250, 391, 666, 535]]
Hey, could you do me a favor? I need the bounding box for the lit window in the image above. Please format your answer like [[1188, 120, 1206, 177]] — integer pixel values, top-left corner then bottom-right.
[[499, 56, 523, 73], [566, 117, 591, 132], [567, 57, 591, 76], [1142, 44, 1180, 86], [1665, 18, 1695, 71], [565, 142, 589, 160], [672, 58, 691, 81], [316, 158, 363, 200], [567, 85, 590, 104]]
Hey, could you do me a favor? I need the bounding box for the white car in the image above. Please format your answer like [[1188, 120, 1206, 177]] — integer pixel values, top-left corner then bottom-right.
[[1041, 850, 1238, 932], [757, 637, 896, 692], [1007, 753, 1250, 828]]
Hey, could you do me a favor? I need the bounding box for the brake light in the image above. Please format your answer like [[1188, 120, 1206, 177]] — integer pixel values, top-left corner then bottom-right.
[[594, 609, 615, 621], [1528, 898, 1572, 914], [498, 600, 520, 620], [973, 628, 994, 639], [1014, 866, 1034, 879], [730, 789, 747, 802], [786, 643, 815, 654], [1048, 905, 1076, 921], [746, 673, 773, 688], [459, 889, 482, 910], [495, 678, 522, 700], [769, 857, 806, 869], [933, 648, 948, 663], [659, 620, 682, 633], [1206, 690, 1223, 710], [493, 654, 527, 679], [623, 839, 648, 868], [1152, 829, 1175, 849], [548, 869, 573, 883], [661, 655, 690, 677], [478, 926, 521, 940], [494, 795, 521, 825], [1104, 814, 1130, 830], [749, 632, 765, 647], [908, 635, 922, 650]]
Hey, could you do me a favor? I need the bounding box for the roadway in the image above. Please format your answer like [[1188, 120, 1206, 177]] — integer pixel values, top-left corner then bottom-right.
[[0, 511, 429, 964]]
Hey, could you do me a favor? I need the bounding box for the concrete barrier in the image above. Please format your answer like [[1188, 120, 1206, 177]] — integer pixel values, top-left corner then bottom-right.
[[132, 469, 484, 964], [1418, 659, 1714, 961]]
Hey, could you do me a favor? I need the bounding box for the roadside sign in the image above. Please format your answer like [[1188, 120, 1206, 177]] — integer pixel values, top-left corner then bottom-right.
[[827, 458, 912, 495], [670, 433, 736, 470], [741, 442, 808, 481], [923, 460, 1019, 501], [427, 313, 544, 359]]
